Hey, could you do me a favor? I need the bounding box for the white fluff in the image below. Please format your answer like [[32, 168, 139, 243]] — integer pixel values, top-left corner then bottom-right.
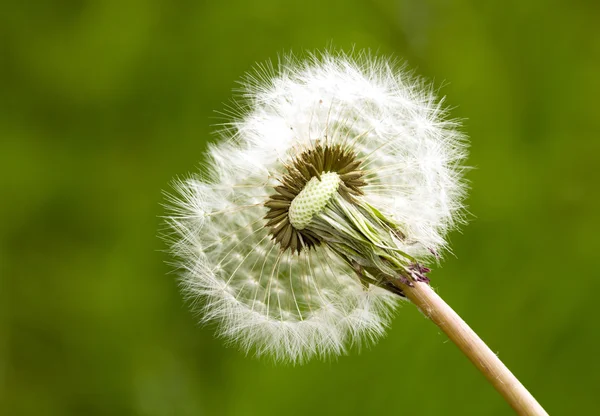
[[166, 51, 468, 363]]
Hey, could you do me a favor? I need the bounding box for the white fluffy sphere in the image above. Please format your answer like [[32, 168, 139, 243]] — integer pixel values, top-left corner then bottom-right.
[[166, 51, 468, 363]]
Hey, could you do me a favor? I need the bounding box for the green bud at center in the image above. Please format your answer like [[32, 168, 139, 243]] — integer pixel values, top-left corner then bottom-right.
[[288, 172, 340, 230]]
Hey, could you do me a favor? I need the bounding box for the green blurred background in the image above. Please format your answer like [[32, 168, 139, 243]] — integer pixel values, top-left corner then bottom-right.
[[1, 0, 599, 414]]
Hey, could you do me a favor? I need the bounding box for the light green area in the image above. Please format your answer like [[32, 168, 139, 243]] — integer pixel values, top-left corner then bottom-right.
[[289, 172, 340, 230], [1, 0, 599, 415]]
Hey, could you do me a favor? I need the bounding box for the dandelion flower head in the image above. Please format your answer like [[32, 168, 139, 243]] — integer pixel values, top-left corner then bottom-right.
[[166, 51, 468, 363]]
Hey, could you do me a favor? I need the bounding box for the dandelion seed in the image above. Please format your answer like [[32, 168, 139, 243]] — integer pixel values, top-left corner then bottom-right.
[[164, 49, 549, 415], [165, 50, 468, 363]]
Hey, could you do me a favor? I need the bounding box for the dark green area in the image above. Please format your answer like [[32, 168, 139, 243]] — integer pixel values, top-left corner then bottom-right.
[[1, 0, 599, 414]]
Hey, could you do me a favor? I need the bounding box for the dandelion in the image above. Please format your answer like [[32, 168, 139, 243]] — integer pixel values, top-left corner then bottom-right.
[[166, 50, 546, 415]]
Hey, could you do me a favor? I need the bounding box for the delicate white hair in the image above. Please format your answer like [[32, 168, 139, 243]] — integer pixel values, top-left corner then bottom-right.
[[166, 50, 468, 363]]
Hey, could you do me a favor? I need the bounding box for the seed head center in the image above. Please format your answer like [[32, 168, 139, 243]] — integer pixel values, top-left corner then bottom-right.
[[264, 144, 366, 253], [288, 172, 340, 230]]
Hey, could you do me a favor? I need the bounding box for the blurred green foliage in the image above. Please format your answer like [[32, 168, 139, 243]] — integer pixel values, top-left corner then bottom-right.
[[1, 0, 599, 415]]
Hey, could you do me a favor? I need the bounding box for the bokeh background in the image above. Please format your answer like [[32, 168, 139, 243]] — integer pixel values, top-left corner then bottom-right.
[[1, 0, 599, 414]]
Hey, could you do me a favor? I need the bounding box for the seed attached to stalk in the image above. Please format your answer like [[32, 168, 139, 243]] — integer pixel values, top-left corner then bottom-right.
[[166, 50, 548, 415]]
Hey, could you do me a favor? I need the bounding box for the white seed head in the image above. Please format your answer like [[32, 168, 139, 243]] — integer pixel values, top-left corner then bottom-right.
[[165, 50, 468, 363], [289, 172, 340, 230]]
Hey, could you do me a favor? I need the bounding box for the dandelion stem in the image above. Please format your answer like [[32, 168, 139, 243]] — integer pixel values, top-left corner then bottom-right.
[[397, 281, 548, 416]]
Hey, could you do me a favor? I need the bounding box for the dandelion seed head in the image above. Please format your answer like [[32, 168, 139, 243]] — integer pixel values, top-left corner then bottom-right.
[[166, 50, 468, 363]]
